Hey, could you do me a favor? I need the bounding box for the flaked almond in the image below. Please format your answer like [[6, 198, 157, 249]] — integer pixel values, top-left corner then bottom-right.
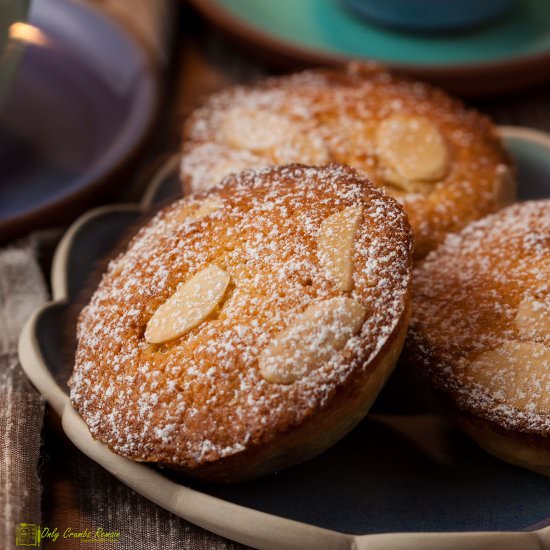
[[514, 297, 550, 342], [174, 196, 223, 224], [382, 176, 436, 195], [318, 206, 363, 291], [145, 265, 230, 344], [259, 297, 367, 384], [181, 143, 266, 193], [465, 340, 550, 413], [221, 107, 329, 164], [222, 107, 293, 152], [191, 196, 224, 218], [377, 114, 449, 189], [280, 132, 329, 165], [336, 118, 378, 153]]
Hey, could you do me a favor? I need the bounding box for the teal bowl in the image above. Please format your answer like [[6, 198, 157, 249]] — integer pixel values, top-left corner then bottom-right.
[[342, 0, 519, 31]]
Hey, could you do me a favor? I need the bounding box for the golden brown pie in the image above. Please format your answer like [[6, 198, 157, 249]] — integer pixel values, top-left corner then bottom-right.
[[407, 200, 550, 475], [181, 65, 515, 258], [69, 163, 413, 482]]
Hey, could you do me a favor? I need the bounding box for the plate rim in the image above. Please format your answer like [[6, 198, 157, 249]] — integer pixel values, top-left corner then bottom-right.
[[499, 125, 550, 150], [187, 0, 550, 94], [18, 127, 550, 549], [0, 0, 161, 241]]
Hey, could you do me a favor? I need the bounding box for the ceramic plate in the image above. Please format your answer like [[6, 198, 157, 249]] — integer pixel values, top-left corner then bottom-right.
[[19, 128, 550, 549], [188, 0, 550, 95], [0, 0, 158, 241]]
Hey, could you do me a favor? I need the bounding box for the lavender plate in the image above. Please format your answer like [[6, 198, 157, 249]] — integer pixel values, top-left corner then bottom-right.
[[0, 0, 158, 241]]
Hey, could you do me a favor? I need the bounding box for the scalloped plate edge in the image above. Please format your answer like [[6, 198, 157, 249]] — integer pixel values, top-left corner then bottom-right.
[[17, 127, 550, 549]]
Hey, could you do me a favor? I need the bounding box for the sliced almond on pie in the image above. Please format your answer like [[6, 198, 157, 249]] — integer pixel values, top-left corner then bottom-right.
[[514, 297, 550, 342], [259, 297, 367, 384], [318, 206, 363, 291], [145, 265, 230, 344], [465, 340, 550, 413], [191, 196, 224, 219], [376, 115, 450, 190], [222, 108, 294, 153], [221, 107, 329, 164], [174, 197, 224, 224], [181, 143, 267, 193], [280, 132, 329, 165], [382, 174, 437, 195]]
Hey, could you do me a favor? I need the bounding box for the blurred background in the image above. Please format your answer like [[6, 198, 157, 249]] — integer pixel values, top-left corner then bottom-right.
[[1, 2, 550, 548], [1, 0, 550, 244]]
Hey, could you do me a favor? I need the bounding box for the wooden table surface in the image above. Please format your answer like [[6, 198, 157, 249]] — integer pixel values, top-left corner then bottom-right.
[[39, 4, 550, 548]]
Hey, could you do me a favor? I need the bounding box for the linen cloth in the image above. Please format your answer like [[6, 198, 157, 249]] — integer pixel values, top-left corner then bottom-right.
[[0, 244, 47, 549]]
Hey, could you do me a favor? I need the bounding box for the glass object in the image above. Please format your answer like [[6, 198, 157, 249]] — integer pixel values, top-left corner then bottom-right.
[[0, 0, 31, 102]]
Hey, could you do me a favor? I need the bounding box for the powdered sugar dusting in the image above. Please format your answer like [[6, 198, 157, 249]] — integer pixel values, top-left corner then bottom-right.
[[408, 200, 550, 434], [69, 164, 413, 469], [181, 66, 513, 258]]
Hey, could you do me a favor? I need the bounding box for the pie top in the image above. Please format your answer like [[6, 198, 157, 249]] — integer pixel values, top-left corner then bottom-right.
[[407, 200, 550, 435], [69, 164, 413, 469], [181, 64, 514, 258]]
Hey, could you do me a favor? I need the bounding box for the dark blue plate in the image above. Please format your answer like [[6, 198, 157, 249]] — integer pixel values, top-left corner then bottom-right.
[[18, 131, 550, 548]]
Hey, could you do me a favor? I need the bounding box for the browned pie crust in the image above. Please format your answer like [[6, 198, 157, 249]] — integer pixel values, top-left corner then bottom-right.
[[406, 200, 550, 475], [69, 164, 413, 482], [181, 64, 515, 258]]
